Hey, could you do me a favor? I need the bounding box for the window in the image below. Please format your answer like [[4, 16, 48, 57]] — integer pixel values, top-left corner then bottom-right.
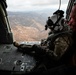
[[6, 0, 69, 43]]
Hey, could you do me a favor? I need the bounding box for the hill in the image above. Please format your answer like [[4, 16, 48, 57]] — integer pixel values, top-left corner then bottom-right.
[[8, 10, 53, 42]]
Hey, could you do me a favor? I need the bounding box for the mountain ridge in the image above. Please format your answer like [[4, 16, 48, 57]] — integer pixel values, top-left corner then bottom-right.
[[8, 10, 53, 42]]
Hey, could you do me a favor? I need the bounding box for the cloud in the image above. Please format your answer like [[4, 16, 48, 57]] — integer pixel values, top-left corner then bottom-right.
[[6, 0, 69, 11]]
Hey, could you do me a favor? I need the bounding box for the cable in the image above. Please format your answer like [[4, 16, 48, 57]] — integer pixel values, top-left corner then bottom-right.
[[55, 0, 61, 30], [58, 0, 61, 10]]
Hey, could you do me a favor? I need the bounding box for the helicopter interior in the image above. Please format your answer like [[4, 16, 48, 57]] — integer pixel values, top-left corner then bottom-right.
[[0, 0, 76, 75]]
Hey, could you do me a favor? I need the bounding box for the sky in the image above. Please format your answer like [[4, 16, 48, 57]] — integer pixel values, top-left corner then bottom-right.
[[6, 0, 69, 12]]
